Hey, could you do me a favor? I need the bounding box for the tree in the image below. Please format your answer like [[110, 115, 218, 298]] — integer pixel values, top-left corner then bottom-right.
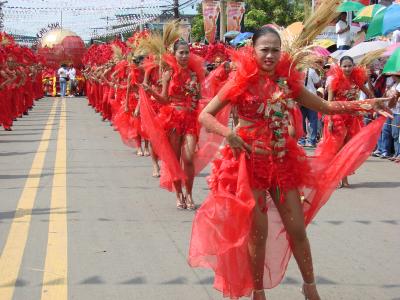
[[191, 15, 205, 42], [244, 0, 306, 30], [190, 4, 205, 42], [244, 9, 268, 31]]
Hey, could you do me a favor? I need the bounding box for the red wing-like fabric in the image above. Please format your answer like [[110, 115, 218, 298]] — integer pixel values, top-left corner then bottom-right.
[[189, 152, 255, 298]]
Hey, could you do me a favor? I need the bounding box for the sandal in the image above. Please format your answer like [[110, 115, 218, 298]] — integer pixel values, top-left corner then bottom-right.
[[301, 282, 321, 300], [136, 150, 144, 156], [176, 193, 186, 210], [252, 289, 266, 300], [185, 194, 196, 210], [152, 168, 160, 178]]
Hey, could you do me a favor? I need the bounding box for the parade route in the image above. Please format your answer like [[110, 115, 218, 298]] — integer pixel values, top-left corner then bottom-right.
[[0, 97, 399, 300]]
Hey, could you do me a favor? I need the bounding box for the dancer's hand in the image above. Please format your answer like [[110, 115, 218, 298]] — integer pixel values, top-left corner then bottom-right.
[[133, 109, 140, 117], [370, 97, 394, 119], [226, 132, 251, 160], [141, 83, 150, 91]]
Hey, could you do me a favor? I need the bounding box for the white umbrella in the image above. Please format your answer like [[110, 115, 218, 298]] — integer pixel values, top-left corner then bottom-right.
[[339, 41, 390, 62], [330, 50, 347, 60]]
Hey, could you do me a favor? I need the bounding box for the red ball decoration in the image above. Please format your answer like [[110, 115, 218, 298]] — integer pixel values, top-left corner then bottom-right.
[[38, 28, 86, 69]]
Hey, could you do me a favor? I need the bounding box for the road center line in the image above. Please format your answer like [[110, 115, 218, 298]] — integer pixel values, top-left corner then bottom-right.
[[0, 100, 59, 300], [41, 99, 68, 300]]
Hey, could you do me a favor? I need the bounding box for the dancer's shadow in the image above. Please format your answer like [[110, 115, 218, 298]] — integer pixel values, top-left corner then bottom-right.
[[350, 181, 400, 189]]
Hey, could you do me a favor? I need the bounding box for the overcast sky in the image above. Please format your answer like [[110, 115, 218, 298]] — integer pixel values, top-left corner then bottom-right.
[[4, 0, 199, 40]]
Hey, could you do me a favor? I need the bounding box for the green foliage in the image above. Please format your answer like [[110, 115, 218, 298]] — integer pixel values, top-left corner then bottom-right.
[[244, 9, 268, 31], [244, 0, 306, 30], [191, 15, 205, 42]]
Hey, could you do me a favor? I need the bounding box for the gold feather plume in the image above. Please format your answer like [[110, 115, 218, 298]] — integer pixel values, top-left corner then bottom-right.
[[280, 0, 341, 71], [111, 44, 124, 61], [140, 20, 181, 64]]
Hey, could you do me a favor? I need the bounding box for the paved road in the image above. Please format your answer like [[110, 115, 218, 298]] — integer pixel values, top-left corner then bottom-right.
[[0, 97, 399, 300]]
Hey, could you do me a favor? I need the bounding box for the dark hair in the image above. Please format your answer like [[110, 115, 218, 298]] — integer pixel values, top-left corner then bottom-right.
[[173, 39, 189, 53], [340, 56, 354, 66], [252, 26, 281, 46]]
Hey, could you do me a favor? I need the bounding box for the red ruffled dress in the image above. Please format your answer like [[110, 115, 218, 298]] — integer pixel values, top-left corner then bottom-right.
[[188, 48, 385, 299], [315, 65, 367, 164], [113, 65, 144, 148]]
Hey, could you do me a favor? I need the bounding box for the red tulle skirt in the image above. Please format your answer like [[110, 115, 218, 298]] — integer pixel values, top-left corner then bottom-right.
[[189, 117, 385, 299], [113, 99, 142, 148], [157, 105, 199, 137]]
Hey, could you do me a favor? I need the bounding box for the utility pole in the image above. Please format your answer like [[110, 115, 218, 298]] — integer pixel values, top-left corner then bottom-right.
[[140, 0, 144, 31], [60, 8, 63, 29], [173, 0, 180, 19], [220, 0, 226, 41], [0, 1, 8, 32]]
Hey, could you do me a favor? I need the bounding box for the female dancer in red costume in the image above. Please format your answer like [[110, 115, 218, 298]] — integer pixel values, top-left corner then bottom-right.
[[114, 55, 149, 155], [142, 40, 205, 210], [189, 27, 390, 300], [315, 56, 374, 187]]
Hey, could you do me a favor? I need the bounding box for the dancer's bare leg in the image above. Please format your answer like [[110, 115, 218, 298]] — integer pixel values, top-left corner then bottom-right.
[[271, 189, 320, 300], [182, 134, 196, 209], [136, 136, 143, 156], [169, 131, 185, 208], [149, 143, 160, 177], [249, 189, 268, 300], [144, 140, 150, 156]]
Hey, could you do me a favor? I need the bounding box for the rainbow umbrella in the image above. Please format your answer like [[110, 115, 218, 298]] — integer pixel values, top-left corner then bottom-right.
[[382, 4, 400, 36], [337, 1, 365, 13], [383, 47, 400, 75], [366, 6, 387, 40], [353, 4, 384, 23]]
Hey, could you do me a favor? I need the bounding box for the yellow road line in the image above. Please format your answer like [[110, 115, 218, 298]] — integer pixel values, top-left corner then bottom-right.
[[0, 100, 59, 300], [41, 100, 68, 300]]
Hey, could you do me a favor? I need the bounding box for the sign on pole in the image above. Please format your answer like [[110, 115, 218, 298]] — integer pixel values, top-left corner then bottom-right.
[[226, 1, 245, 32], [202, 1, 221, 43]]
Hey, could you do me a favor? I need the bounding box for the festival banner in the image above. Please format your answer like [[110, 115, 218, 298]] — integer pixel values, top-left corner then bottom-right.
[[180, 23, 191, 42], [202, 1, 221, 43], [226, 1, 245, 32]]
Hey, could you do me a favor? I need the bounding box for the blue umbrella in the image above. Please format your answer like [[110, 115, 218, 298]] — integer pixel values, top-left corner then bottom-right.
[[383, 4, 400, 36], [224, 31, 240, 38], [230, 32, 254, 46]]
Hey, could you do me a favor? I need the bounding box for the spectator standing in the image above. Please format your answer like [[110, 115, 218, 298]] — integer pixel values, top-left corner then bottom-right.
[[388, 75, 400, 163], [298, 68, 321, 147], [68, 64, 77, 97], [373, 76, 396, 159], [57, 64, 68, 97], [336, 12, 351, 50]]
